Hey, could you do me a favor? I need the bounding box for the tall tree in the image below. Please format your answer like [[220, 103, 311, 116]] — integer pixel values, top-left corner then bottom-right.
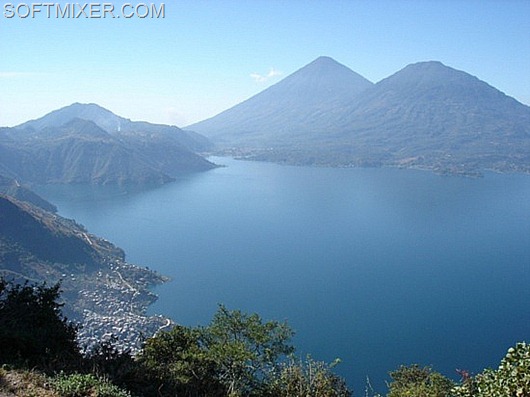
[[202, 305, 294, 396], [137, 305, 294, 396], [0, 278, 81, 370]]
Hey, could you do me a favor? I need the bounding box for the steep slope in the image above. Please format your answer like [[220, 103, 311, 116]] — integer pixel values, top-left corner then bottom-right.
[[188, 56, 373, 145], [335, 61, 530, 137], [0, 194, 117, 266], [0, 174, 57, 212], [1, 104, 216, 185], [0, 194, 169, 351]]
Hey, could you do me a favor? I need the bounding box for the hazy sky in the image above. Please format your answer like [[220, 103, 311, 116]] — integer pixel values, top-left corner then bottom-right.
[[1, 0, 529, 127]]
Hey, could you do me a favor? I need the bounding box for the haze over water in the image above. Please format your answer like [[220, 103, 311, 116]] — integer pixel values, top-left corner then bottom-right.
[[35, 157, 530, 394]]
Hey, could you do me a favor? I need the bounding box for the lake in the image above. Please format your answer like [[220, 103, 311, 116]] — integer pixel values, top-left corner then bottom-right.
[[35, 157, 530, 394]]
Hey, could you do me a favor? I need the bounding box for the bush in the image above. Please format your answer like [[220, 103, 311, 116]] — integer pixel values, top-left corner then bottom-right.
[[50, 372, 131, 397], [267, 355, 352, 397], [453, 342, 530, 397], [84, 337, 138, 391], [386, 364, 454, 397]]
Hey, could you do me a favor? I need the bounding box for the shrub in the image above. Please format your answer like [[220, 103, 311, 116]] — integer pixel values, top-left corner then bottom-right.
[[50, 372, 131, 397], [267, 355, 352, 397], [453, 342, 530, 397], [386, 364, 454, 397], [84, 337, 138, 391]]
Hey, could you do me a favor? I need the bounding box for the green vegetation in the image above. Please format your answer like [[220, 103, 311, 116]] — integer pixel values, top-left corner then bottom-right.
[[386, 365, 454, 397], [137, 324, 224, 396], [452, 342, 530, 397], [203, 305, 294, 395], [0, 277, 528, 397], [0, 278, 81, 371], [267, 356, 351, 397], [50, 373, 132, 397]]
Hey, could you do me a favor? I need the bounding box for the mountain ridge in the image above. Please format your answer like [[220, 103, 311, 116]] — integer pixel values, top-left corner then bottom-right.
[[17, 102, 213, 153], [1, 103, 217, 186], [189, 57, 530, 176], [0, 174, 57, 212]]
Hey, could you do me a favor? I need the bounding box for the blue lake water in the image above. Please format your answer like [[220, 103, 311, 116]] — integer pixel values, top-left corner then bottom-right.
[[35, 157, 530, 394]]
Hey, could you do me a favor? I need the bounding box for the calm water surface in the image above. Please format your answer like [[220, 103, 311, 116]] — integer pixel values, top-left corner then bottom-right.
[[35, 157, 530, 393]]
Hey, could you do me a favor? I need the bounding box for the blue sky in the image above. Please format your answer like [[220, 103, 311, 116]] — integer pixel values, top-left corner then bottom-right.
[[1, 0, 529, 127]]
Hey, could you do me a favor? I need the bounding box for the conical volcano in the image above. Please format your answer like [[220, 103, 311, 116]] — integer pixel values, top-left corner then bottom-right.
[[188, 56, 373, 145]]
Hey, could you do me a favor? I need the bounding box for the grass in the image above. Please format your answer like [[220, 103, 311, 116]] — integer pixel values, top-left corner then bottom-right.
[[0, 368, 131, 397], [0, 367, 58, 397]]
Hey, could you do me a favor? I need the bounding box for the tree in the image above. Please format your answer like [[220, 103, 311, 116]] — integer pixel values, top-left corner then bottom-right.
[[203, 305, 294, 396], [386, 364, 454, 397], [137, 324, 223, 396], [0, 278, 81, 370], [137, 305, 294, 396]]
